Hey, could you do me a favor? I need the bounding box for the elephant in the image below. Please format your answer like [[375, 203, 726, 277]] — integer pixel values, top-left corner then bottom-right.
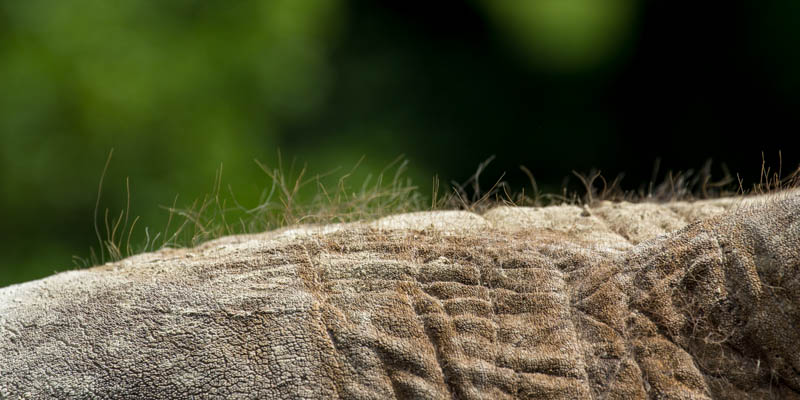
[[1, 190, 799, 399]]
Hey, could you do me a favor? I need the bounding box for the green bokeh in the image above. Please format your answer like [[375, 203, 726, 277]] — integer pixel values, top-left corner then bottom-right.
[[0, 0, 347, 285], [480, 0, 636, 71], [1, 1, 797, 287]]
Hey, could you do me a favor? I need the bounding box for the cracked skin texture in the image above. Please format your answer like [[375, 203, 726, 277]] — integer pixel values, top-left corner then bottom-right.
[[1, 191, 799, 399]]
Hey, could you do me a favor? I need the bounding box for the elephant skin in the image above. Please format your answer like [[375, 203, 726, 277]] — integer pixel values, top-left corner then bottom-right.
[[1, 191, 799, 399]]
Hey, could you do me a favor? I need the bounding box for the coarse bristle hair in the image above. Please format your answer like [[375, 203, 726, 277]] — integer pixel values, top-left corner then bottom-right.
[[76, 151, 800, 268]]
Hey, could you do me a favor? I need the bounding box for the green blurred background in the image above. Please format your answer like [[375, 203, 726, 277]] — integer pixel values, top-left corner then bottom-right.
[[1, 1, 798, 286]]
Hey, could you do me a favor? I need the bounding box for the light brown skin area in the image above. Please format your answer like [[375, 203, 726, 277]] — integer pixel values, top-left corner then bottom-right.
[[1, 191, 799, 399]]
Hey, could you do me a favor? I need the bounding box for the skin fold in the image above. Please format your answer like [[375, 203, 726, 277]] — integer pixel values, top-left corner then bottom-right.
[[1, 190, 798, 399]]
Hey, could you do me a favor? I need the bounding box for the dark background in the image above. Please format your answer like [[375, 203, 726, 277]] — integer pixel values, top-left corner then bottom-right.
[[1, 0, 798, 286]]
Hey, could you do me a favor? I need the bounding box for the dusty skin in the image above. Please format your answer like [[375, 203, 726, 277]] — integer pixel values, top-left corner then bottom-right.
[[1, 190, 799, 399]]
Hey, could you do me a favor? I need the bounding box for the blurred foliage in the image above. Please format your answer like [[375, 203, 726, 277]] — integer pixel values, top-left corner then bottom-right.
[[1, 0, 341, 200], [0, 1, 798, 286], [479, 0, 636, 71], [0, 0, 346, 284]]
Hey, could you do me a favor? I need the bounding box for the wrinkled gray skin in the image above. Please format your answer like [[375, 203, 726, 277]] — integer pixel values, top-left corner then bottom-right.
[[1, 191, 799, 399]]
